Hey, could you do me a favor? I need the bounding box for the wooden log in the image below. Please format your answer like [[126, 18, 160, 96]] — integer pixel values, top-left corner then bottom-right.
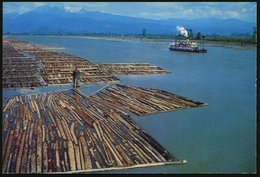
[[44, 125, 50, 142], [76, 109, 94, 127], [60, 119, 73, 141], [15, 130, 26, 173], [68, 108, 83, 126], [26, 123, 34, 173], [70, 122, 78, 145], [42, 142, 48, 173], [21, 123, 31, 173], [88, 130, 109, 167], [138, 130, 173, 161], [47, 143, 53, 172], [103, 133, 124, 167], [15, 118, 21, 135], [29, 123, 34, 146], [23, 119, 28, 131], [132, 139, 156, 163], [74, 145, 81, 170], [55, 140, 61, 172], [20, 104, 24, 119], [93, 122, 102, 141], [52, 100, 71, 123], [79, 131, 92, 169], [50, 142, 56, 172], [10, 128, 22, 173], [36, 121, 43, 173], [2, 130, 14, 173], [78, 140, 86, 170], [46, 95, 53, 108], [47, 124, 55, 142], [102, 142, 115, 166], [3, 98, 14, 112], [31, 120, 38, 173], [50, 111, 66, 140], [48, 111, 57, 127], [127, 140, 146, 164], [89, 148, 101, 169], [2, 128, 10, 162], [42, 125, 45, 143], [67, 140, 76, 171], [132, 130, 166, 162], [115, 144, 134, 166], [6, 152, 13, 174], [3, 114, 9, 132], [64, 148, 69, 171], [29, 99, 35, 113], [34, 100, 42, 120]]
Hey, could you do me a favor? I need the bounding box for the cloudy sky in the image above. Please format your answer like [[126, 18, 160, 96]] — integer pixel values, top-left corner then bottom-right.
[[3, 2, 256, 22]]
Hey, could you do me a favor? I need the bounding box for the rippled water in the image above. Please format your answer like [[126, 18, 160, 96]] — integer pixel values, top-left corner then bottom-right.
[[3, 35, 256, 173]]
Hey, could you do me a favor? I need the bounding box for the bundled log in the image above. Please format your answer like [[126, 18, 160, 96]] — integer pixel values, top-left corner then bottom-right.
[[2, 86, 186, 173], [47, 124, 55, 142], [2, 130, 14, 173], [74, 144, 82, 170], [67, 141, 76, 171], [87, 129, 109, 167], [3, 114, 9, 132], [10, 128, 23, 173], [15, 130, 26, 173], [30, 120, 38, 173], [115, 144, 133, 166], [78, 140, 86, 170], [79, 131, 92, 169], [60, 119, 73, 141], [36, 121, 43, 173], [64, 147, 69, 171], [42, 142, 48, 173], [49, 110, 66, 140], [3, 98, 14, 112], [2, 128, 10, 161], [55, 140, 61, 172], [26, 123, 34, 173], [103, 133, 124, 167], [70, 122, 78, 145]]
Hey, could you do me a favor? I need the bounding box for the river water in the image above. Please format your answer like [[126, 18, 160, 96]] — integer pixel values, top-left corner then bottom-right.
[[3, 35, 256, 173]]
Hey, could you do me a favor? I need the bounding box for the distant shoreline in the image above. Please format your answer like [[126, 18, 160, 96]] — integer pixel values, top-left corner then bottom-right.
[[4, 34, 256, 50]]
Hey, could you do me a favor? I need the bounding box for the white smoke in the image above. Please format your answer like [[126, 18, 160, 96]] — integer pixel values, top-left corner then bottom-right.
[[176, 26, 188, 38]]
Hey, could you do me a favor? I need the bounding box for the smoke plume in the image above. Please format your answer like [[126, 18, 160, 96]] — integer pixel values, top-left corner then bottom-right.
[[176, 26, 188, 37]]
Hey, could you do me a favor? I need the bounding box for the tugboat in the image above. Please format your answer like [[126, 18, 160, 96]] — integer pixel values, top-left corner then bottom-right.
[[169, 37, 207, 53], [169, 26, 207, 53]]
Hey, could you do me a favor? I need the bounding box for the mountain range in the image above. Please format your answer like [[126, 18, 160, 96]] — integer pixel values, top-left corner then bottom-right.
[[3, 6, 256, 36]]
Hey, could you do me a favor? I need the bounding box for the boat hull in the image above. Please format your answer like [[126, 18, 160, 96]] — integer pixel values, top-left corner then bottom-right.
[[169, 47, 207, 53]]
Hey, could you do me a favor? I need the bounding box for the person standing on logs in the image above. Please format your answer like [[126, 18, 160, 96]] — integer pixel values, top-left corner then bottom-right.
[[73, 67, 80, 88]]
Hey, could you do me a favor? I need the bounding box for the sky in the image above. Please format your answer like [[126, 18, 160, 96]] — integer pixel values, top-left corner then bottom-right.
[[3, 2, 257, 22]]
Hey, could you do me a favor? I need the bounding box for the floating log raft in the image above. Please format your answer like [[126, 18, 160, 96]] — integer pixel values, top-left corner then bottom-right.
[[3, 40, 171, 89], [2, 42, 46, 89], [2, 87, 187, 173], [92, 84, 206, 116], [100, 63, 171, 75], [3, 40, 119, 86]]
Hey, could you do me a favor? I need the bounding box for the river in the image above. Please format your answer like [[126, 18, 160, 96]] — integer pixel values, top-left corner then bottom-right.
[[3, 35, 256, 173]]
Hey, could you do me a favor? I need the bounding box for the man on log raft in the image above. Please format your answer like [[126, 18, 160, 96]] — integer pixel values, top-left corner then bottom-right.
[[73, 67, 80, 88]]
